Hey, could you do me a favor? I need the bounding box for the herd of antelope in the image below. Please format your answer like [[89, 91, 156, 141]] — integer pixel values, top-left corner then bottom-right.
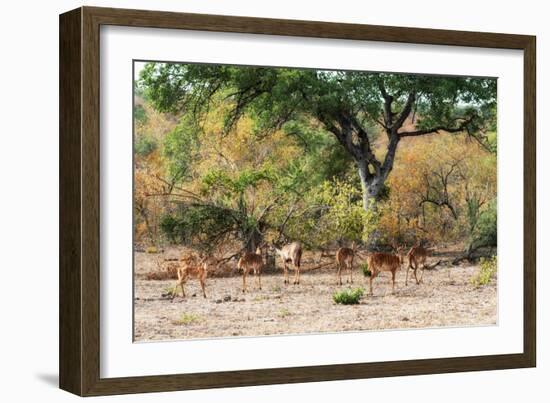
[[168, 241, 429, 300]]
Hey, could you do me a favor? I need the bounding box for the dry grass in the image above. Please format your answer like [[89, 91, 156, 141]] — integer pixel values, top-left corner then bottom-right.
[[134, 248, 497, 341]]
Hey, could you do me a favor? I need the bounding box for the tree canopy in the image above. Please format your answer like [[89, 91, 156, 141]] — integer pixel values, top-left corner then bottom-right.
[[135, 62, 497, 257], [140, 63, 496, 210]]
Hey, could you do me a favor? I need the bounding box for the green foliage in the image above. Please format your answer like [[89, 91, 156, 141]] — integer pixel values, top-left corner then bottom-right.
[[333, 287, 364, 305], [360, 262, 372, 277], [134, 104, 148, 125], [134, 134, 157, 157], [316, 179, 367, 240], [468, 199, 497, 253], [281, 119, 353, 184], [201, 168, 272, 197], [139, 63, 497, 148], [476, 200, 497, 245], [158, 215, 178, 243], [136, 62, 498, 257], [173, 313, 201, 325], [299, 178, 378, 248], [162, 115, 200, 182], [471, 256, 497, 286], [159, 205, 236, 247], [486, 131, 497, 154]]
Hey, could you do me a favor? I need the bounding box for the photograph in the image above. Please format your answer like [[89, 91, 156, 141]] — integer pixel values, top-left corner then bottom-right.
[[132, 61, 498, 341]]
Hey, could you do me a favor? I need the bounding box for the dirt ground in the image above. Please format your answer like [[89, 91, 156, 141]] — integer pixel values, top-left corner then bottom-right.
[[134, 249, 497, 341]]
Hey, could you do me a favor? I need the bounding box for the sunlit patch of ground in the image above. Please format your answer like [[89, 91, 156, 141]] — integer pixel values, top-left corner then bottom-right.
[[134, 251, 496, 341]]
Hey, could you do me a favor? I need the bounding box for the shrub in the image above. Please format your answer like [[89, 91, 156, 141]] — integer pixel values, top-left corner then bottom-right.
[[173, 313, 201, 326], [160, 205, 237, 245], [135, 134, 157, 156], [468, 199, 497, 254], [279, 308, 291, 318], [476, 202, 497, 246], [471, 256, 497, 286], [360, 262, 371, 277], [134, 104, 148, 125], [333, 287, 364, 305]]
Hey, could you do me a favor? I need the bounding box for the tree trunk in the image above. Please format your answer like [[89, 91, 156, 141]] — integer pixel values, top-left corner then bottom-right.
[[245, 228, 263, 252], [357, 160, 384, 212]]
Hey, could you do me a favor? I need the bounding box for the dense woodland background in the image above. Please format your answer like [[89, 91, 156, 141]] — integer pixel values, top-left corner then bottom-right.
[[134, 63, 497, 262]]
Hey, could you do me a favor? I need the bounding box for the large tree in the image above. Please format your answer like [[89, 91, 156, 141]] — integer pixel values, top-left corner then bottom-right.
[[139, 64, 496, 211]]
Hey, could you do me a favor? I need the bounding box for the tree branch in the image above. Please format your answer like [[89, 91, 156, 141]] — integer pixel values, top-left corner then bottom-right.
[[399, 115, 475, 138], [378, 81, 394, 129], [380, 134, 400, 179], [420, 198, 458, 220], [392, 91, 416, 132]]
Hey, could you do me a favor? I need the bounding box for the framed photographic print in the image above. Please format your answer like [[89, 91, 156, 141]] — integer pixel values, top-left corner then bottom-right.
[[59, 6, 536, 396]]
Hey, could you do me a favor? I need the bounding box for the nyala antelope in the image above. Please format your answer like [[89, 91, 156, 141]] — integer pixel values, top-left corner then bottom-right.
[[171, 253, 209, 300], [237, 247, 264, 293], [335, 243, 356, 285], [367, 246, 404, 295], [406, 242, 429, 286], [271, 241, 303, 285]]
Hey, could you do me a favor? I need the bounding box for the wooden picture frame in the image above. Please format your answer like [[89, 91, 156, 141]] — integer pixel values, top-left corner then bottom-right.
[[59, 6, 536, 396]]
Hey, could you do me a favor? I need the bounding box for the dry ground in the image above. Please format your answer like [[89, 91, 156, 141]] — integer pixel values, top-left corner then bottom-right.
[[134, 249, 497, 341]]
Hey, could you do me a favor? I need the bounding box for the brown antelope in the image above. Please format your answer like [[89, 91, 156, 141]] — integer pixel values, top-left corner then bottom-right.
[[271, 241, 303, 285], [237, 247, 264, 293], [335, 243, 356, 285], [406, 242, 429, 286], [171, 253, 209, 300], [367, 246, 404, 295]]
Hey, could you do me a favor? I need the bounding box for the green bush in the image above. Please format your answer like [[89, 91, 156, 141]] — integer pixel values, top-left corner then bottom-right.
[[134, 104, 148, 124], [333, 287, 364, 305], [135, 134, 157, 156], [160, 204, 237, 245], [468, 199, 497, 254], [360, 262, 371, 277], [471, 256, 497, 286], [159, 214, 179, 243]]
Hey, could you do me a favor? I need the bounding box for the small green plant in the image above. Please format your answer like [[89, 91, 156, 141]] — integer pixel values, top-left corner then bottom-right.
[[471, 256, 497, 287], [333, 287, 364, 305], [279, 308, 291, 318], [173, 313, 201, 326], [360, 262, 372, 277]]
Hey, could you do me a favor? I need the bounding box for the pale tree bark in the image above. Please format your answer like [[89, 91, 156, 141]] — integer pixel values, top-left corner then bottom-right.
[[317, 87, 414, 211]]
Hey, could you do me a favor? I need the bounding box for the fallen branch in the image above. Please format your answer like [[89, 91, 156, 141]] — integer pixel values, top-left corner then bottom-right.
[[215, 252, 242, 265], [306, 261, 337, 271], [452, 254, 470, 265], [425, 260, 442, 270]]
